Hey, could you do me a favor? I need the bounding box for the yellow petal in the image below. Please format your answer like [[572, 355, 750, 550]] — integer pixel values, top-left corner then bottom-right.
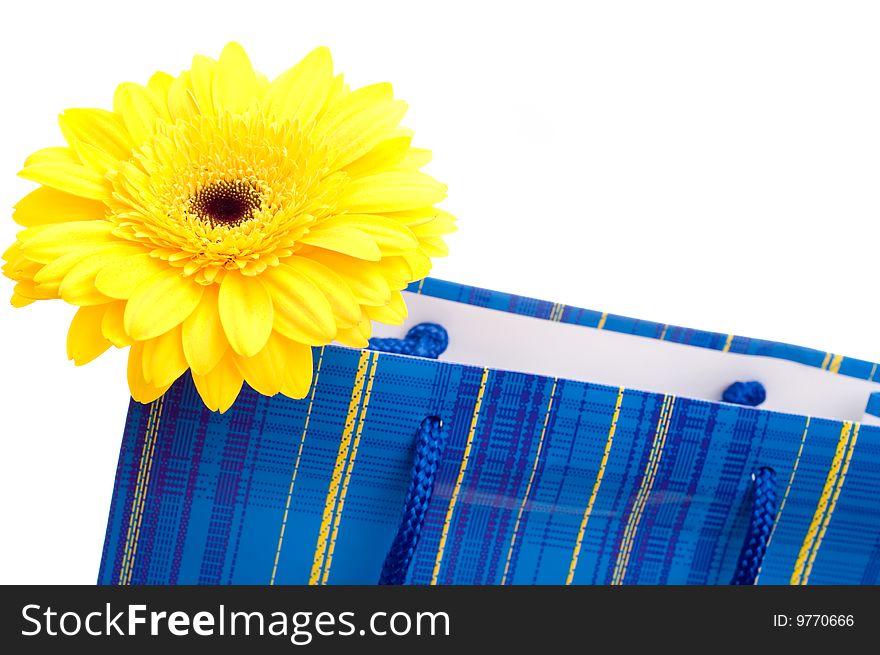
[[142, 325, 188, 388], [167, 71, 199, 121], [11, 292, 35, 307], [2, 240, 22, 264], [417, 236, 450, 257], [335, 326, 370, 348], [408, 210, 458, 236], [101, 301, 131, 347], [377, 255, 417, 288], [94, 252, 167, 299], [70, 140, 119, 175], [343, 134, 413, 178], [375, 207, 436, 226], [124, 268, 204, 340], [315, 83, 407, 169], [13, 187, 106, 227], [261, 264, 336, 344], [336, 312, 373, 347], [400, 147, 432, 169], [31, 250, 83, 286], [266, 46, 334, 125], [191, 352, 243, 413], [4, 258, 41, 283], [234, 330, 288, 397], [255, 71, 270, 96], [305, 250, 392, 306], [321, 215, 419, 255], [182, 284, 227, 375], [19, 161, 111, 200], [319, 74, 350, 117], [58, 108, 132, 160], [14, 280, 57, 300], [59, 277, 111, 306], [2, 240, 24, 264], [113, 82, 170, 144], [400, 249, 433, 280], [299, 225, 382, 260], [24, 147, 80, 167], [34, 240, 137, 286], [147, 71, 175, 101], [18, 221, 116, 264], [13, 264, 42, 284], [112, 160, 151, 197], [213, 42, 257, 114], [364, 290, 408, 325], [127, 343, 171, 404], [189, 54, 217, 116], [67, 305, 111, 365], [218, 272, 273, 357], [59, 244, 143, 305], [284, 257, 361, 327], [338, 171, 447, 212], [279, 342, 314, 399]]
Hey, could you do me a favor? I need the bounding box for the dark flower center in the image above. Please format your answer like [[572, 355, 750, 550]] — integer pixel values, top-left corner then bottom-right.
[[191, 180, 262, 227]]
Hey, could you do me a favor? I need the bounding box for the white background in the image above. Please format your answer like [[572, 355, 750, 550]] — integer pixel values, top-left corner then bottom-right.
[[1, 0, 878, 584]]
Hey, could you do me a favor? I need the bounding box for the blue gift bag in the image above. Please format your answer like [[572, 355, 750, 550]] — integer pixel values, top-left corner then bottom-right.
[[99, 278, 880, 585]]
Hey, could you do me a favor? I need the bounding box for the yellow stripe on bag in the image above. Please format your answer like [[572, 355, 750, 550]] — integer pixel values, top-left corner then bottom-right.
[[118, 396, 164, 585], [566, 386, 625, 585], [118, 401, 158, 584], [790, 422, 854, 585], [722, 334, 734, 353], [431, 368, 489, 585], [500, 379, 557, 585], [611, 395, 674, 585], [756, 416, 811, 584], [615, 396, 675, 584], [801, 424, 859, 584], [270, 347, 326, 585], [125, 396, 164, 585], [321, 353, 379, 584], [828, 354, 844, 374], [309, 350, 371, 585]]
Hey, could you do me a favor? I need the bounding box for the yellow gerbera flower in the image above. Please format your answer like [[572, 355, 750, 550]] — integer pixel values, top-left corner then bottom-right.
[[3, 43, 455, 412]]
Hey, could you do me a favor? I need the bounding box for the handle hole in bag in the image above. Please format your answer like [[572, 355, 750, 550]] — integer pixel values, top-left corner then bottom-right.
[[730, 467, 777, 585], [379, 416, 447, 585]]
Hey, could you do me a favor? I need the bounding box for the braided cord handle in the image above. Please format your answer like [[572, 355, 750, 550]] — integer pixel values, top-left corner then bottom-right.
[[379, 417, 447, 585], [371, 322, 450, 584], [369, 323, 449, 359], [730, 467, 778, 585]]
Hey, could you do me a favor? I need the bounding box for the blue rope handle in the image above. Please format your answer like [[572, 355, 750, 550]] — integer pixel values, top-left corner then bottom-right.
[[730, 467, 778, 585], [722, 380, 766, 407], [370, 328, 777, 584], [379, 416, 447, 585], [371, 322, 450, 585], [369, 323, 449, 359]]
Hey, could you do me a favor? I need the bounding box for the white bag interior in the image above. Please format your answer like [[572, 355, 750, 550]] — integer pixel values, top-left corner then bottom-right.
[[369, 292, 880, 424]]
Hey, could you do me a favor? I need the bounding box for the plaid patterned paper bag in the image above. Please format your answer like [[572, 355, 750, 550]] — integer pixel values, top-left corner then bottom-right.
[[99, 278, 880, 585]]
